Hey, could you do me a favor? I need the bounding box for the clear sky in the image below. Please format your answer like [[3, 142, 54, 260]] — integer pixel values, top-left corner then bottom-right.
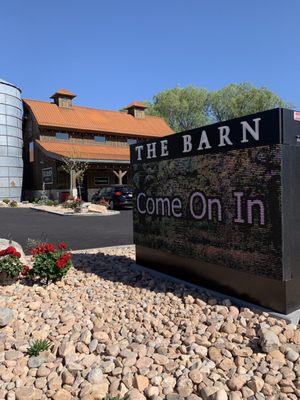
[[1, 0, 299, 110]]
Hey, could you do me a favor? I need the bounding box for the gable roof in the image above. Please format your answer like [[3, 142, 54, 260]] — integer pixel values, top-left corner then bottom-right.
[[36, 140, 130, 162], [23, 99, 173, 138]]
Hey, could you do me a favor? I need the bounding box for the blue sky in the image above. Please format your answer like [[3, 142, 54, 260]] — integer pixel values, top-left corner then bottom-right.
[[1, 0, 299, 110]]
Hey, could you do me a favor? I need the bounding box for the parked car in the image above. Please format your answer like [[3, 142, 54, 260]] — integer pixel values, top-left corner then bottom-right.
[[91, 185, 133, 209]]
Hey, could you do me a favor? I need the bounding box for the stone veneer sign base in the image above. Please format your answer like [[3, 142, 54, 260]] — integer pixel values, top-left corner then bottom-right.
[[131, 108, 300, 315]]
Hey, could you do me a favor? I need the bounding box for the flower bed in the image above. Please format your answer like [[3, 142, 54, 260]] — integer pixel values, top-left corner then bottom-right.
[[0, 242, 73, 284], [28, 242, 73, 283], [0, 246, 23, 279]]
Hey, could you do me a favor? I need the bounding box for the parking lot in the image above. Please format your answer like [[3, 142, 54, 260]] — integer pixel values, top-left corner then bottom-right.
[[0, 208, 133, 254]]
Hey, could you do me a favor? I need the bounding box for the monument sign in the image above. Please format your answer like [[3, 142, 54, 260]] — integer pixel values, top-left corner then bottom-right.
[[131, 108, 300, 314]]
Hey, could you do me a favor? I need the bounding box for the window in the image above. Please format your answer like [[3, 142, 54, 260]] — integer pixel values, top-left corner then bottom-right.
[[29, 142, 34, 162], [56, 132, 69, 140], [94, 177, 109, 185], [127, 138, 137, 145], [95, 136, 106, 143]]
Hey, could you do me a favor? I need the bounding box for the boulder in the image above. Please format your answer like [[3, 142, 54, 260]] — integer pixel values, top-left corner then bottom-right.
[[88, 204, 108, 214], [0, 238, 27, 265]]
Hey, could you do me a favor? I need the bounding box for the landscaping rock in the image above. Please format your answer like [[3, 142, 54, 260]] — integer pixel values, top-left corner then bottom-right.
[[0, 246, 298, 399], [87, 368, 104, 384], [52, 389, 72, 400], [259, 328, 280, 353], [0, 307, 13, 327], [88, 204, 108, 214]]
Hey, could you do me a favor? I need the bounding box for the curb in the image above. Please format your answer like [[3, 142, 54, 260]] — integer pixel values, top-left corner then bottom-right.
[[30, 207, 120, 217]]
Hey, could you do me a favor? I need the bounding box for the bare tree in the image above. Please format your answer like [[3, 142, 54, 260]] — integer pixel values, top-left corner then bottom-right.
[[61, 150, 89, 199], [113, 169, 128, 185]]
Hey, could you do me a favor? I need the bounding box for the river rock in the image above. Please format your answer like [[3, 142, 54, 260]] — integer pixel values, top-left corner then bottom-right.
[[0, 307, 13, 327]]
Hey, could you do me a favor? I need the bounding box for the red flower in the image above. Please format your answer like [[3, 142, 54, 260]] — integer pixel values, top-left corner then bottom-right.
[[0, 246, 21, 258], [6, 246, 16, 253], [31, 242, 55, 255], [58, 242, 68, 250], [21, 265, 30, 276], [56, 252, 72, 269]]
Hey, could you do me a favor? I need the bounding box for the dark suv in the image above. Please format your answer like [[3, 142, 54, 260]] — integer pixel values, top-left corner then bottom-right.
[[91, 185, 133, 209]]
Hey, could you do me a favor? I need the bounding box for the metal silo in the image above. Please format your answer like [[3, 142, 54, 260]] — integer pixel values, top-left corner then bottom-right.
[[0, 79, 23, 201]]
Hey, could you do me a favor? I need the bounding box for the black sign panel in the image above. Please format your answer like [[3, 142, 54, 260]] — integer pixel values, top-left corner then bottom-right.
[[131, 108, 300, 314], [131, 109, 281, 163], [42, 167, 53, 184]]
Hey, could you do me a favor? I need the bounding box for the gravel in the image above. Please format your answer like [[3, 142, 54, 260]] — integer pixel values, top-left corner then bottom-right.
[[0, 246, 299, 399]]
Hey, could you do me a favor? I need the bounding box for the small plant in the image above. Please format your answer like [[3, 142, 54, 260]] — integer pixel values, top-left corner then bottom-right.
[[46, 200, 54, 206], [62, 198, 82, 210], [9, 200, 18, 208], [27, 339, 51, 356], [53, 200, 59, 206], [0, 246, 23, 279], [28, 242, 72, 283], [2, 198, 10, 204], [97, 199, 110, 208]]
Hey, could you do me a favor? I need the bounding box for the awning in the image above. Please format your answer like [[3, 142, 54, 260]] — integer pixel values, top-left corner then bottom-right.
[[36, 140, 130, 164]]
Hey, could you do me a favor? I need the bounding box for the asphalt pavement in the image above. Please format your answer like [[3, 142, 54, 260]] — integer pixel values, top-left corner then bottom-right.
[[0, 208, 133, 254]]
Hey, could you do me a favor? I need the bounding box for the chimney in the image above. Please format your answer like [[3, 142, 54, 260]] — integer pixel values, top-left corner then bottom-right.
[[124, 101, 147, 119], [50, 89, 76, 108]]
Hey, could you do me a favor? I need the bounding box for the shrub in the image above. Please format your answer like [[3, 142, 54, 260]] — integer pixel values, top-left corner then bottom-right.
[[2, 198, 10, 204], [46, 200, 54, 206], [97, 199, 109, 208], [62, 198, 82, 209], [9, 200, 18, 208], [0, 246, 23, 278], [28, 242, 72, 283], [27, 339, 51, 356], [53, 200, 59, 206]]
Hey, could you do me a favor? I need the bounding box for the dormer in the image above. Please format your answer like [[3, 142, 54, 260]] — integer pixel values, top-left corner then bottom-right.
[[124, 101, 147, 119], [50, 88, 76, 108]]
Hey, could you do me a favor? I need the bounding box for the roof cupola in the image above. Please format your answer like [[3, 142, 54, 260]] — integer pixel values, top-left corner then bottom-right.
[[50, 88, 76, 108]]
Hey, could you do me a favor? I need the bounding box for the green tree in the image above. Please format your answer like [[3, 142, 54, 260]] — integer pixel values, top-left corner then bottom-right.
[[209, 83, 288, 122], [147, 85, 209, 132]]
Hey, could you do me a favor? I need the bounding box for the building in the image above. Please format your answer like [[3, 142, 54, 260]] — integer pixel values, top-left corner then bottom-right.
[[0, 79, 23, 201], [22, 89, 173, 201]]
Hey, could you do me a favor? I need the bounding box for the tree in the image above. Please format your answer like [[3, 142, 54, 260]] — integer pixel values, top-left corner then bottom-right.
[[61, 150, 88, 199], [113, 169, 128, 185], [148, 83, 290, 130], [147, 85, 209, 132], [209, 83, 288, 122]]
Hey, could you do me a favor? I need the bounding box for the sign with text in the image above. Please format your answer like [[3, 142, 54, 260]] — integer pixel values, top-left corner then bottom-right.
[[131, 108, 300, 314], [42, 167, 53, 185]]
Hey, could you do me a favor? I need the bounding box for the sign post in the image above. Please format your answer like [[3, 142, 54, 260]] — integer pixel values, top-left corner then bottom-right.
[[131, 108, 300, 314]]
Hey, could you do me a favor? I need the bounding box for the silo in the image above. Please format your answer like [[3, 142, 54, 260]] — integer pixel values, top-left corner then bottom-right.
[[0, 79, 23, 201]]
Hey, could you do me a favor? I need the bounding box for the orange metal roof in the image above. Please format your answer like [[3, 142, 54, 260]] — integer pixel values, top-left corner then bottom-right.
[[36, 140, 130, 161], [50, 89, 76, 98], [24, 99, 173, 137]]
